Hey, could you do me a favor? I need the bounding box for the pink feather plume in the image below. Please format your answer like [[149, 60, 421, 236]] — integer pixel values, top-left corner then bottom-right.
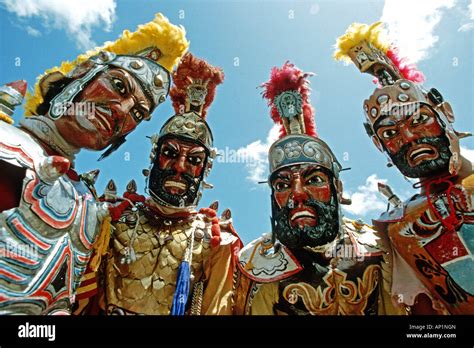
[[387, 47, 425, 83]]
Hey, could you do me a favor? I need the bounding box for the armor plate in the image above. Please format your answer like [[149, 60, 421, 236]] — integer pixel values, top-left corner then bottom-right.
[[105, 209, 216, 315], [0, 123, 104, 314], [234, 219, 390, 315]]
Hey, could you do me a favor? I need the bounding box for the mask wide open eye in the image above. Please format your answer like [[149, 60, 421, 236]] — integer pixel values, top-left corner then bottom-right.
[[112, 78, 126, 95], [411, 113, 430, 126], [381, 129, 398, 139], [162, 147, 178, 158], [188, 156, 203, 165], [274, 181, 290, 192], [307, 175, 324, 185]]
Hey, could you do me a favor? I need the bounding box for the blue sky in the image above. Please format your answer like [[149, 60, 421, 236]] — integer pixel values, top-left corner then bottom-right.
[[1, 0, 473, 243]]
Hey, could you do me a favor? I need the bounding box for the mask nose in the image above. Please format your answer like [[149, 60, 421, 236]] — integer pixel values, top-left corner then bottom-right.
[[290, 176, 309, 207], [172, 154, 187, 176], [399, 124, 418, 145]]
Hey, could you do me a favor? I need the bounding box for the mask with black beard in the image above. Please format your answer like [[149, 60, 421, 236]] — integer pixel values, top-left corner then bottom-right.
[[271, 195, 339, 250], [148, 166, 202, 208], [388, 136, 451, 178]]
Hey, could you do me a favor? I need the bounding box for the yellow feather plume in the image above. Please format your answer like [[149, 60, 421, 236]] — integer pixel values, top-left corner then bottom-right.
[[333, 22, 391, 63], [25, 13, 189, 116]]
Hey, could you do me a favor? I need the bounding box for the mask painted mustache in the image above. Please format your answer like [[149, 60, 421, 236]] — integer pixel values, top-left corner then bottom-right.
[[389, 136, 451, 178], [148, 167, 200, 208], [271, 197, 339, 249]]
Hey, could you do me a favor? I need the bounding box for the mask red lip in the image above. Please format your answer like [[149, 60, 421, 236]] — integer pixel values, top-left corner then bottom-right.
[[163, 176, 188, 195], [289, 206, 317, 227], [407, 144, 439, 167]]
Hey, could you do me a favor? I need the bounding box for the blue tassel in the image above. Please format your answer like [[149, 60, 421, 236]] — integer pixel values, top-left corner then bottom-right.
[[170, 260, 191, 315]]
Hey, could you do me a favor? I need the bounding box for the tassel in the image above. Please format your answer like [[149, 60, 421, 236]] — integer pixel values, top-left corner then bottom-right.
[[170, 222, 198, 315], [170, 260, 191, 315], [89, 216, 111, 271]]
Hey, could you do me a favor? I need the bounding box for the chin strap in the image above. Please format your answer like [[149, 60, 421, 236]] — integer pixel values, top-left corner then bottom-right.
[[423, 174, 460, 233]]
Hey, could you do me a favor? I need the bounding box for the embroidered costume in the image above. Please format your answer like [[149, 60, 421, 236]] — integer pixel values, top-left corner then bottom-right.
[[95, 53, 242, 315], [233, 62, 403, 315], [0, 14, 188, 314], [335, 22, 474, 314]]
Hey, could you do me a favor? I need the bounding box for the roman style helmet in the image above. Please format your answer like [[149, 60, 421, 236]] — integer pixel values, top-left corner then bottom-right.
[[23, 13, 189, 158], [147, 53, 224, 208], [334, 22, 469, 175], [262, 62, 346, 204]]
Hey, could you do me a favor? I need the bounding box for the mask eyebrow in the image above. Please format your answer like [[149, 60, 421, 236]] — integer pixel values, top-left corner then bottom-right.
[[377, 118, 398, 127], [275, 171, 291, 181], [163, 141, 179, 152], [188, 148, 206, 155]]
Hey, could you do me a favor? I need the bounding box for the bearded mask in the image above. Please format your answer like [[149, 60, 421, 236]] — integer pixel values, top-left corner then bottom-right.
[[261, 62, 350, 250], [146, 53, 224, 209], [335, 22, 467, 178], [270, 165, 339, 249], [372, 102, 453, 178], [148, 135, 209, 208]]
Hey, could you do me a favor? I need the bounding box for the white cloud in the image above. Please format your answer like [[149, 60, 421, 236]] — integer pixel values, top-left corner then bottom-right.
[[25, 26, 41, 37], [343, 174, 389, 216], [237, 124, 280, 184], [459, 23, 474, 31], [461, 146, 474, 162], [458, 0, 474, 31], [381, 0, 455, 63], [0, 0, 116, 50]]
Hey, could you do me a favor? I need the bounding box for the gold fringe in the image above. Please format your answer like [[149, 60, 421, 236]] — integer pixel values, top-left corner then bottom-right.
[[90, 216, 111, 272], [25, 13, 189, 116], [334, 22, 391, 63], [462, 174, 474, 194]]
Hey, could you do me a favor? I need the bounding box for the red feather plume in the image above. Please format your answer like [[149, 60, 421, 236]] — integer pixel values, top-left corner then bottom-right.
[[261, 61, 316, 138], [170, 53, 224, 119], [386, 47, 425, 83]]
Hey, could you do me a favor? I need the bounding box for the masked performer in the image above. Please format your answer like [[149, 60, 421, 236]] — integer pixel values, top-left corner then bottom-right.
[[0, 14, 189, 315], [98, 53, 242, 315], [334, 22, 474, 314], [233, 62, 404, 315]]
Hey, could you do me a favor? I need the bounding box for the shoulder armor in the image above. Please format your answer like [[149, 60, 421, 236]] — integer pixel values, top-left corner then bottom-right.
[[0, 122, 46, 169], [343, 218, 384, 257], [375, 205, 404, 223], [375, 192, 433, 223], [237, 234, 302, 283]]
